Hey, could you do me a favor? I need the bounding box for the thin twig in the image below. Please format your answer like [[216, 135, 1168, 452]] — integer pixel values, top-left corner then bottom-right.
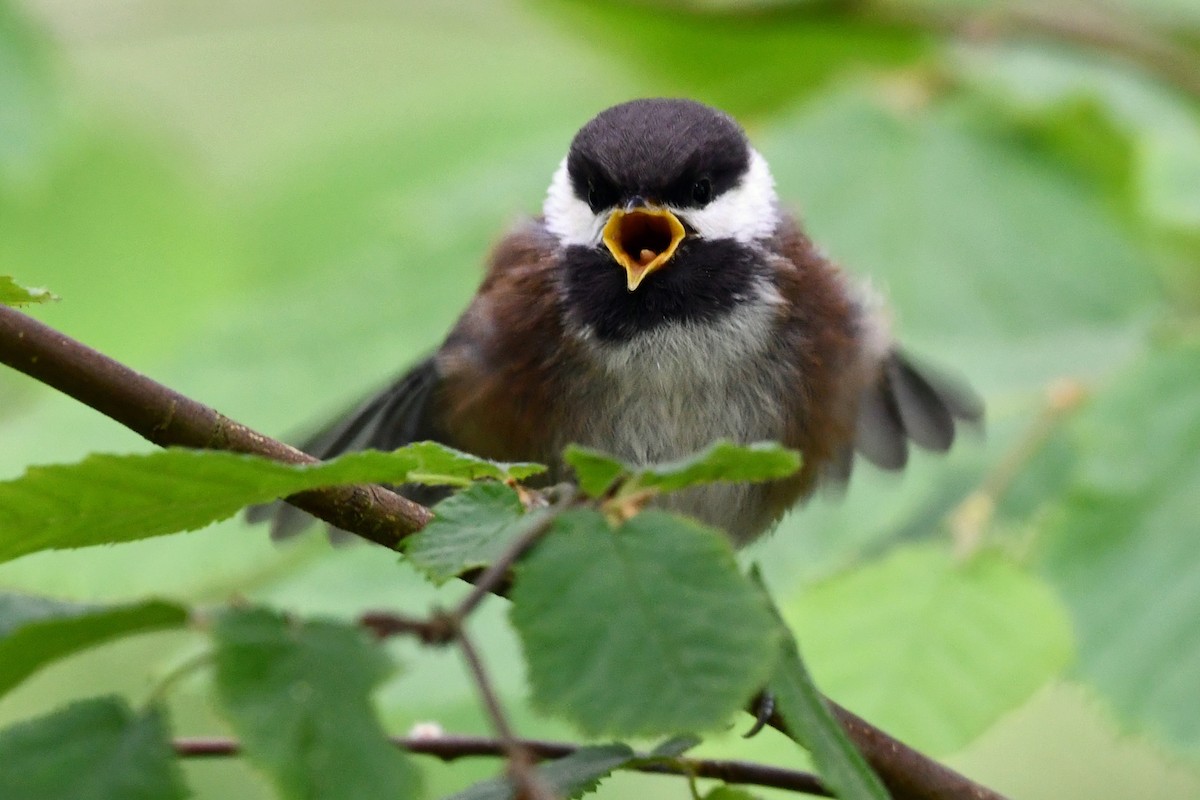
[[457, 630, 556, 800], [0, 306, 431, 548], [174, 733, 833, 796], [358, 610, 451, 643]]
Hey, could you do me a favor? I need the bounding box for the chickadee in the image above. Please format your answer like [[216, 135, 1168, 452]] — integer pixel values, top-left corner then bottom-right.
[[261, 98, 981, 545]]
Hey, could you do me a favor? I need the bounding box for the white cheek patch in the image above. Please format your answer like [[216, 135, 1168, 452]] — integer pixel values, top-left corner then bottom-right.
[[543, 157, 606, 247], [679, 149, 778, 243]]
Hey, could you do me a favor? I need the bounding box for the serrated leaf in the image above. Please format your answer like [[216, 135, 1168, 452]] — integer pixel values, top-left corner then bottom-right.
[[510, 509, 780, 737], [631, 441, 801, 494], [398, 441, 544, 485], [212, 607, 421, 800], [0, 594, 187, 697], [404, 482, 528, 584], [0, 444, 544, 564], [445, 744, 634, 800], [0, 697, 186, 800], [755, 568, 889, 800], [1038, 340, 1200, 749], [563, 440, 800, 498], [786, 544, 1073, 755], [562, 445, 625, 497], [0, 275, 56, 306]]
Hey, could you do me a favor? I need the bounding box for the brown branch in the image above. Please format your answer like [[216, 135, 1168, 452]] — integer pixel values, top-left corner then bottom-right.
[[0, 305, 431, 548], [174, 733, 833, 796], [827, 702, 1005, 800], [0, 305, 1006, 800], [760, 698, 1009, 800]]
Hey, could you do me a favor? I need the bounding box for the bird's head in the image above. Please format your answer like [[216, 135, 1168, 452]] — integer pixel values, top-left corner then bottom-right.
[[543, 99, 784, 343]]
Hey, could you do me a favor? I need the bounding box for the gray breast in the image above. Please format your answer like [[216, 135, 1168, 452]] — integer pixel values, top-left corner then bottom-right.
[[565, 289, 789, 542]]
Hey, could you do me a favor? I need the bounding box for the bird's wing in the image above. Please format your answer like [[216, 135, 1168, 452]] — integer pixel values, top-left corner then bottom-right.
[[853, 349, 983, 471], [246, 356, 449, 540], [295, 356, 444, 457]]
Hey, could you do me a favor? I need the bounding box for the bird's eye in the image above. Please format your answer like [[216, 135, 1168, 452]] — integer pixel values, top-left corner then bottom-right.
[[587, 179, 616, 212], [691, 177, 713, 206]]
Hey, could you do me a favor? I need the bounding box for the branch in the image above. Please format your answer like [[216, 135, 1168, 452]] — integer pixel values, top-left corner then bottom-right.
[[0, 305, 431, 548], [0, 305, 1005, 800], [174, 733, 834, 796], [826, 702, 1005, 800]]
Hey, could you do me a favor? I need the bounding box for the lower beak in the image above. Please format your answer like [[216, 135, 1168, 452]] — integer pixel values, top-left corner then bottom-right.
[[602, 207, 686, 291]]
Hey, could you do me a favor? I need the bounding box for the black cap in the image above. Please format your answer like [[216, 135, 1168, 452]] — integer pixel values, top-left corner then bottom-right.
[[566, 98, 751, 211]]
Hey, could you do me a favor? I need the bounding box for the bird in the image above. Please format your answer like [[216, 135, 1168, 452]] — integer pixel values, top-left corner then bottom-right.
[[258, 98, 982, 546]]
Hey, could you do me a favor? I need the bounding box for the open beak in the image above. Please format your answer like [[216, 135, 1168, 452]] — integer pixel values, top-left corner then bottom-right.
[[602, 206, 686, 291]]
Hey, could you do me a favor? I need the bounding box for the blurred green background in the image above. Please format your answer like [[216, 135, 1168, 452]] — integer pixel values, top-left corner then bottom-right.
[[2, 0, 1199, 797]]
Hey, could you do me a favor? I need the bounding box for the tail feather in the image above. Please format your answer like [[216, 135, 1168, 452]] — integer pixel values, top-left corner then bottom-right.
[[855, 350, 982, 472]]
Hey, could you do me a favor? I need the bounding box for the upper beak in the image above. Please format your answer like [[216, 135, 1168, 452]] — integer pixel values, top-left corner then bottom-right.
[[602, 206, 686, 291]]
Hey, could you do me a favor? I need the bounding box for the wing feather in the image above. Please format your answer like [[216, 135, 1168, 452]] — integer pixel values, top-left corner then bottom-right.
[[246, 357, 445, 539], [855, 350, 982, 471]]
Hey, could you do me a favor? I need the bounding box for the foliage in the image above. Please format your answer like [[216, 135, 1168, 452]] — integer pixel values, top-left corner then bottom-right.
[[212, 608, 424, 799], [0, 698, 186, 800], [1, 0, 1199, 798], [0, 275, 55, 306], [755, 569, 890, 800], [510, 509, 780, 737], [0, 595, 186, 696], [0, 445, 541, 564]]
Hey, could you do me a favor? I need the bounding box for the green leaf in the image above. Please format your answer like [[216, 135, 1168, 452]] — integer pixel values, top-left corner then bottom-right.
[[398, 441, 544, 486], [562, 445, 625, 497], [563, 440, 801, 498], [0, 275, 56, 306], [786, 544, 1074, 755], [445, 744, 634, 800], [754, 569, 889, 800], [533, 0, 926, 118], [1038, 339, 1200, 750], [0, 444, 543, 565], [510, 509, 780, 737], [0, 594, 187, 697], [632, 441, 801, 494], [212, 607, 422, 800], [955, 43, 1200, 233], [0, 697, 186, 800], [762, 85, 1161, 341], [404, 482, 529, 584]]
